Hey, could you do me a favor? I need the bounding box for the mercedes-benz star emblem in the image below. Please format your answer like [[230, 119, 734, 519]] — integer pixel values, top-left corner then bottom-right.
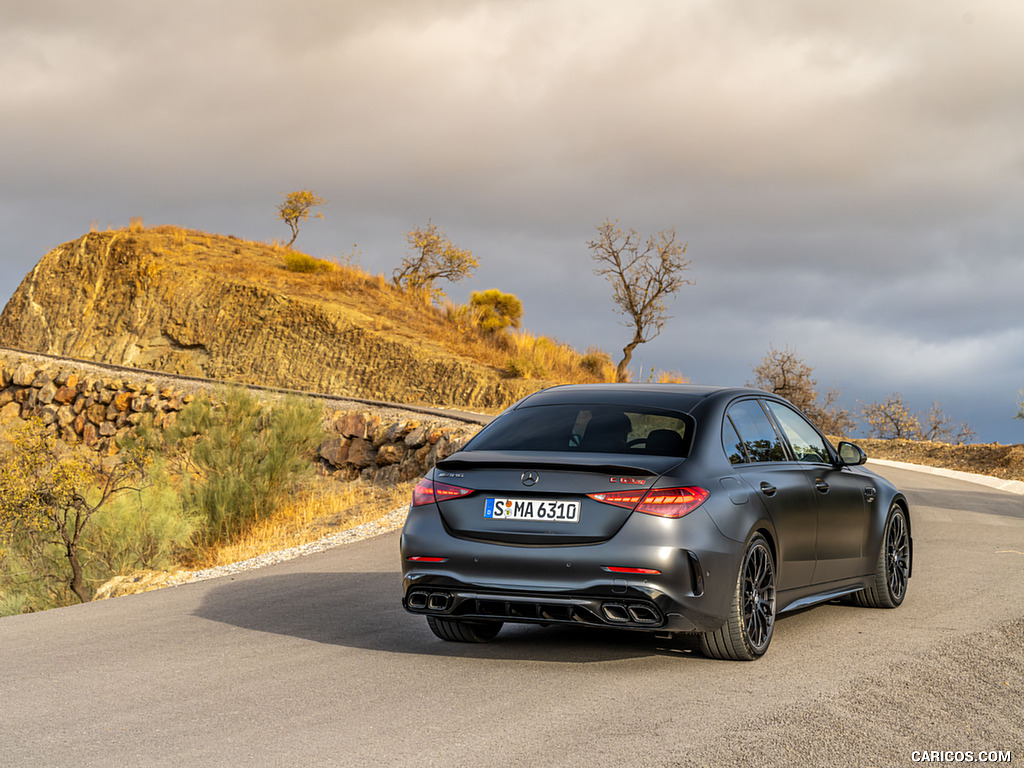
[[521, 470, 539, 487]]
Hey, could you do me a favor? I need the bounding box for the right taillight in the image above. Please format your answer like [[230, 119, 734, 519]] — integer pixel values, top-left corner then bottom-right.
[[588, 486, 709, 519], [411, 478, 474, 507]]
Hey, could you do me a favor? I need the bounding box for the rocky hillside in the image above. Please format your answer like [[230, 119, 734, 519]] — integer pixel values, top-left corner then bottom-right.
[[0, 227, 569, 410]]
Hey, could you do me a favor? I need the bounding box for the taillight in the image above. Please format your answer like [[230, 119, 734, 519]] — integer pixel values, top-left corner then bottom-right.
[[588, 489, 647, 508], [603, 566, 662, 574], [406, 556, 448, 563], [636, 487, 709, 518], [411, 478, 474, 507], [588, 486, 709, 518]]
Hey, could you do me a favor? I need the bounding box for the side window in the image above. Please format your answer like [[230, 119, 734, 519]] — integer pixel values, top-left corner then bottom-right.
[[723, 416, 747, 465], [725, 400, 787, 463], [766, 402, 830, 464]]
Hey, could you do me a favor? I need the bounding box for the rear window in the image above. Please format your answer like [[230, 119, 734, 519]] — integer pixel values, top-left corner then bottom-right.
[[465, 404, 691, 457]]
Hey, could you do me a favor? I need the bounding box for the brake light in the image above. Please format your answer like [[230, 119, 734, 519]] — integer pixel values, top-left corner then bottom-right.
[[587, 489, 647, 508], [411, 478, 474, 507], [588, 486, 709, 518]]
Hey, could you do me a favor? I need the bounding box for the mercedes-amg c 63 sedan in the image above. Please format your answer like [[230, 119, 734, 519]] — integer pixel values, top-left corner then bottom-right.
[[400, 384, 912, 660]]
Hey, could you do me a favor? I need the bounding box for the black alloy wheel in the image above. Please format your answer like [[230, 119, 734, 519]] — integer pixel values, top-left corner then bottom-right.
[[854, 505, 910, 609], [700, 533, 776, 660]]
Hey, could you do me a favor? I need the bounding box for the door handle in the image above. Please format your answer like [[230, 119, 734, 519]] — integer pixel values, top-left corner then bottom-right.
[[759, 482, 777, 497], [814, 479, 830, 493]]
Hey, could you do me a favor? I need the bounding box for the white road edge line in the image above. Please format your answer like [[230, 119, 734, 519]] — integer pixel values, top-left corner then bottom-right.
[[867, 458, 1024, 496]]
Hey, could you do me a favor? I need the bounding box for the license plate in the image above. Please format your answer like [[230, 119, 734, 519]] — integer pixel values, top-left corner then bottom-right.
[[484, 498, 581, 523]]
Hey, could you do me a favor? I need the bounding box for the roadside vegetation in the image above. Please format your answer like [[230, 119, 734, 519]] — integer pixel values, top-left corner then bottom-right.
[[0, 390, 412, 616]]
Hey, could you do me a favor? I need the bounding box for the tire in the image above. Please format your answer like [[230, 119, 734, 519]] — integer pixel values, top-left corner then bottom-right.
[[853, 504, 910, 609], [700, 533, 776, 661], [426, 616, 503, 643]]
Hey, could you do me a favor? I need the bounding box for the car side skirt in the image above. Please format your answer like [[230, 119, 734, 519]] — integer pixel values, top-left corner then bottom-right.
[[776, 576, 874, 614]]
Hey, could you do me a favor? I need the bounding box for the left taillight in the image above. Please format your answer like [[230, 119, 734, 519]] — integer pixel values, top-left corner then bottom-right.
[[411, 477, 474, 507], [588, 486, 709, 519]]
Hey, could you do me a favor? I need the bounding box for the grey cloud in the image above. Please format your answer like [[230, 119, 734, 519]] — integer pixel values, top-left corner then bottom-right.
[[1, 1, 1022, 441]]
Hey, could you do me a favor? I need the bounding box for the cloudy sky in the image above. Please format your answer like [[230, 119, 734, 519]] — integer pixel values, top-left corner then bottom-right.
[[2, 1, 1023, 443]]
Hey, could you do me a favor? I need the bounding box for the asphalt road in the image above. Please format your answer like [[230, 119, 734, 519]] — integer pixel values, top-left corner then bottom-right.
[[1, 466, 1022, 767]]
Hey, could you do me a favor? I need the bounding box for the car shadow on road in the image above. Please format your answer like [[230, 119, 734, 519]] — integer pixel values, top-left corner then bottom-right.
[[193, 570, 710, 663]]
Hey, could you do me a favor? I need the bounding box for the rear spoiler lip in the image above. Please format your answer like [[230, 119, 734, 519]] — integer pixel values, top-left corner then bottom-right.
[[435, 451, 686, 477]]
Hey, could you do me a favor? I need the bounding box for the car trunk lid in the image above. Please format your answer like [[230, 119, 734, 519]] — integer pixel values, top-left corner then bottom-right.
[[432, 451, 683, 545]]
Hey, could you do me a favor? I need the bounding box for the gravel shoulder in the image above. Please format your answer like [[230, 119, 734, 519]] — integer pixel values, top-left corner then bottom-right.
[[686, 616, 1024, 767]]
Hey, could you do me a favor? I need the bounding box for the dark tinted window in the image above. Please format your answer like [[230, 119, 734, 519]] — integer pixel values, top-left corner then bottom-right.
[[466, 404, 691, 457], [766, 402, 830, 463], [725, 400, 787, 463], [723, 416, 747, 465]]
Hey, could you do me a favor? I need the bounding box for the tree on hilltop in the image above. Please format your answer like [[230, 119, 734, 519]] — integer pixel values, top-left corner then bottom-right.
[[587, 219, 692, 382], [277, 190, 327, 248], [393, 220, 477, 300]]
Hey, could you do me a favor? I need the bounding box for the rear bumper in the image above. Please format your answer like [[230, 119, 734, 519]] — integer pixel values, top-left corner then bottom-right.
[[405, 587, 667, 629], [400, 503, 744, 634]]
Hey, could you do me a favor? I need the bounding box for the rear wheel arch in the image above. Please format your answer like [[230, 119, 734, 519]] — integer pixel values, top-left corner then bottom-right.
[[699, 530, 777, 661], [755, 526, 778, 569]]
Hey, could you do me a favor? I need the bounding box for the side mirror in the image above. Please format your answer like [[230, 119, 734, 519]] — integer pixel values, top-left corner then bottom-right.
[[837, 441, 867, 466]]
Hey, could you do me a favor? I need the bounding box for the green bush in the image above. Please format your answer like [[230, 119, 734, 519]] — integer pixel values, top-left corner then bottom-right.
[[167, 388, 324, 544], [470, 289, 523, 334], [83, 466, 200, 577], [283, 251, 334, 274]]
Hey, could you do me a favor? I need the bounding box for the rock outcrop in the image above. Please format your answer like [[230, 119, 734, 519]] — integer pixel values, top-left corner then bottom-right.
[[0, 229, 544, 410]]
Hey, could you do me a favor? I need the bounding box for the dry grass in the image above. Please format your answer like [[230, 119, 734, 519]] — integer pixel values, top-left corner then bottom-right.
[[855, 438, 1024, 483], [653, 369, 690, 384], [188, 476, 416, 569], [116, 225, 616, 387]]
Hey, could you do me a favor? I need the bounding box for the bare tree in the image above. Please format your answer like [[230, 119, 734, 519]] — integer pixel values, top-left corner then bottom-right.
[[393, 220, 478, 300], [277, 190, 326, 248], [861, 393, 921, 440], [749, 345, 855, 435], [862, 394, 973, 444], [921, 402, 975, 444], [588, 219, 692, 382]]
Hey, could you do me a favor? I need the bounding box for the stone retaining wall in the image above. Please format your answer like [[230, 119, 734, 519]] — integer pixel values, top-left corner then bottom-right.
[[318, 410, 476, 484], [0, 352, 480, 484]]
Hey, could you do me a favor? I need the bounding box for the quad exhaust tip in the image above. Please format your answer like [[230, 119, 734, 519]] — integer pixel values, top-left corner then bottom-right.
[[627, 605, 660, 623], [403, 593, 448, 610], [407, 590, 452, 612], [602, 603, 631, 623], [602, 602, 661, 625], [427, 593, 451, 611]]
